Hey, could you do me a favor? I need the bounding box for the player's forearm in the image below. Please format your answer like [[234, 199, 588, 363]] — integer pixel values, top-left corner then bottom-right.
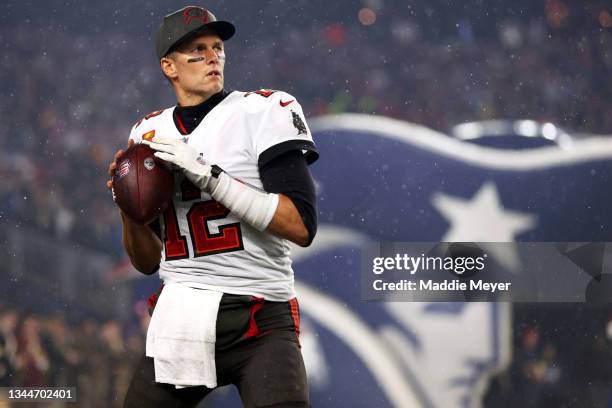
[[208, 173, 309, 245], [266, 194, 310, 247], [121, 212, 162, 274]]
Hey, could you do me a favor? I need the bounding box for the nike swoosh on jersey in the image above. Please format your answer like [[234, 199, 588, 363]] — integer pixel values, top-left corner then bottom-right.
[[280, 99, 295, 107]]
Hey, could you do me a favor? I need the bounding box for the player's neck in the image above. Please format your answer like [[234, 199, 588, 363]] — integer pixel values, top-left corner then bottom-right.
[[175, 89, 218, 108], [177, 90, 228, 113]]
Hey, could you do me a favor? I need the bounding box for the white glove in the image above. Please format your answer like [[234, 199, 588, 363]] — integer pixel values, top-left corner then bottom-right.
[[141, 137, 218, 192], [142, 137, 278, 231]]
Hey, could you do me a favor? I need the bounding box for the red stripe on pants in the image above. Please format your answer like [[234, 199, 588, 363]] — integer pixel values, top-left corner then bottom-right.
[[245, 297, 265, 338], [289, 298, 300, 339]]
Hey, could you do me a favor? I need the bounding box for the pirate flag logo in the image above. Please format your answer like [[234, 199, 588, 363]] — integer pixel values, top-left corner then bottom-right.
[[182, 7, 209, 25], [292, 111, 307, 135]]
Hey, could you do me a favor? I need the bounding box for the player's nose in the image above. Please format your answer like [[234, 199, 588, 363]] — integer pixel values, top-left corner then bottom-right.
[[205, 48, 219, 64]]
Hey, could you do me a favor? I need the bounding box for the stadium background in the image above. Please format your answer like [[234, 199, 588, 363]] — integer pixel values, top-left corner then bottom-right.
[[0, 0, 611, 406]]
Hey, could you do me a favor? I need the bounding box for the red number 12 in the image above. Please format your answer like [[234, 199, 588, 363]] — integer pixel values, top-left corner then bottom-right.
[[162, 179, 243, 260]]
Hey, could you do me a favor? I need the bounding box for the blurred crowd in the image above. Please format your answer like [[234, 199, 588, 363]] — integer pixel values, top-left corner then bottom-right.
[[1, 1, 610, 255], [486, 306, 612, 408], [0, 303, 149, 407], [2, 303, 612, 407]]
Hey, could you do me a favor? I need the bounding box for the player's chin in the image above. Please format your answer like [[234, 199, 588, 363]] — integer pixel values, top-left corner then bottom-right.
[[204, 78, 223, 93]]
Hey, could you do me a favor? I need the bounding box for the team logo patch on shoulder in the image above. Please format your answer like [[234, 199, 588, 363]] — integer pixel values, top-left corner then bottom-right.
[[142, 130, 156, 141], [116, 159, 132, 179], [291, 111, 307, 135]]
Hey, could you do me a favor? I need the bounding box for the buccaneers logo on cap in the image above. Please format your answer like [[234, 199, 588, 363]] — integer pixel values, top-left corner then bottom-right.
[[183, 7, 209, 25]]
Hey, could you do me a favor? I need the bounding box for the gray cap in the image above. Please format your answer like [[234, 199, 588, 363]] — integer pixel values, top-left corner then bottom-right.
[[155, 6, 235, 60]]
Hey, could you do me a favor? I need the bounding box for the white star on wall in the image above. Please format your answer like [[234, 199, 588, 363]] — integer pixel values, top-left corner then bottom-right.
[[431, 182, 537, 271]]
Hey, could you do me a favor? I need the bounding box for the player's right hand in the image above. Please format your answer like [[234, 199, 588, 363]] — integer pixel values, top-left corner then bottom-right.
[[142, 137, 217, 192], [106, 139, 135, 201]]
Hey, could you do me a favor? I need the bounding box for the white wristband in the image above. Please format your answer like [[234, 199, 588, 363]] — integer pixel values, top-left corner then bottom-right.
[[210, 172, 279, 231]]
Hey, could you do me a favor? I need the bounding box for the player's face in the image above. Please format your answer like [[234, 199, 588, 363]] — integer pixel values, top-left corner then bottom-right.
[[167, 33, 225, 101]]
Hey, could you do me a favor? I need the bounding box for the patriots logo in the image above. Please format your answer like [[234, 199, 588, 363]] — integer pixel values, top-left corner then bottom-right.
[[286, 114, 612, 407]]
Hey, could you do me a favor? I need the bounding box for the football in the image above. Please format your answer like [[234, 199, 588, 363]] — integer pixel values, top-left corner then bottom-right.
[[112, 143, 174, 225]]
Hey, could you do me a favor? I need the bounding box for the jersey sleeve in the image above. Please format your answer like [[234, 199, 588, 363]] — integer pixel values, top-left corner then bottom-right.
[[254, 92, 319, 167], [128, 124, 141, 143], [128, 109, 166, 143], [128, 118, 149, 143]]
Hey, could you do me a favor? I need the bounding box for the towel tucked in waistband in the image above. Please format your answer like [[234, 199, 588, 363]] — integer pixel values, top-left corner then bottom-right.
[[146, 283, 223, 389]]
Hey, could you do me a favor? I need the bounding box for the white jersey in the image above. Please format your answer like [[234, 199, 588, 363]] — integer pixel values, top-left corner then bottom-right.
[[128, 90, 317, 301]]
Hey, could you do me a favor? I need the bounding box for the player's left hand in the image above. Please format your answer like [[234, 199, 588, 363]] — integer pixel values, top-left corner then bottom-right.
[[142, 137, 216, 192], [107, 139, 135, 202]]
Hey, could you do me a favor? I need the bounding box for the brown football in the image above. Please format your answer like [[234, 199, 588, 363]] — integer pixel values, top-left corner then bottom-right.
[[112, 143, 174, 225]]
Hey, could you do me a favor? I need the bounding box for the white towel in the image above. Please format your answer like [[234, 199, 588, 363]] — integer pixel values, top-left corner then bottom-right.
[[146, 283, 223, 388]]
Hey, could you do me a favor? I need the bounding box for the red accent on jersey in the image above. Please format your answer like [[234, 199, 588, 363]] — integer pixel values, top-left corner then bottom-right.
[[255, 89, 276, 97], [244, 89, 278, 98], [134, 110, 164, 129], [289, 298, 300, 339], [163, 202, 189, 260], [245, 297, 265, 338], [186, 200, 244, 257], [174, 110, 189, 135], [145, 110, 164, 120]]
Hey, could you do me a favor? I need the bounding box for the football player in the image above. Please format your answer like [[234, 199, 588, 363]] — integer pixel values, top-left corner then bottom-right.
[[106, 6, 317, 408]]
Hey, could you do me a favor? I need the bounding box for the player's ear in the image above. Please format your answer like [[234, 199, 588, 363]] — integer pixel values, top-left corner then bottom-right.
[[160, 54, 178, 80]]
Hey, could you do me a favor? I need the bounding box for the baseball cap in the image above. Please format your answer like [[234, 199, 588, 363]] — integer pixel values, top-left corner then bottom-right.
[[155, 6, 235, 60]]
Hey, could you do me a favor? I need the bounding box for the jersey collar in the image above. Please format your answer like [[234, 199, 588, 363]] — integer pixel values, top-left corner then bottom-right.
[[173, 89, 231, 135]]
